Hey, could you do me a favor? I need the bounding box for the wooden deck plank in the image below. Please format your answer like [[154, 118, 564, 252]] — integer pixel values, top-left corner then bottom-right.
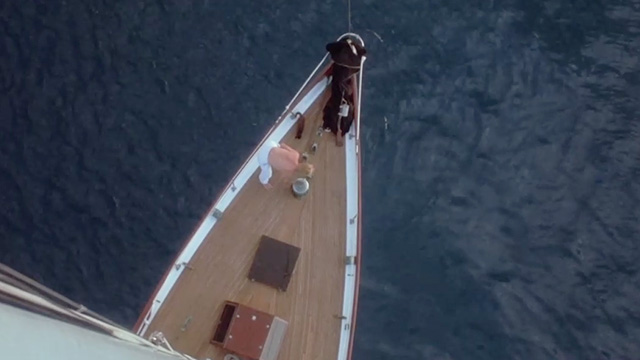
[[146, 88, 347, 360]]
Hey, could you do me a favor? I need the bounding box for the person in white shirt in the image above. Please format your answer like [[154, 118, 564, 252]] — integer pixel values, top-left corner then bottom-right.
[[258, 141, 314, 189]]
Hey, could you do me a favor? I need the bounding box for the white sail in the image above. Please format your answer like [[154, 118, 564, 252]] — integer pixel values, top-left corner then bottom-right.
[[0, 302, 191, 360], [0, 268, 192, 360]]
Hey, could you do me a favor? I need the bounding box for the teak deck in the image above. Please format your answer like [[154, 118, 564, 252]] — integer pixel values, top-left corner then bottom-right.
[[144, 88, 349, 360]]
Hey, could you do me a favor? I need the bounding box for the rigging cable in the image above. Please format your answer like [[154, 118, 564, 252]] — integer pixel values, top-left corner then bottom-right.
[[347, 0, 352, 32]]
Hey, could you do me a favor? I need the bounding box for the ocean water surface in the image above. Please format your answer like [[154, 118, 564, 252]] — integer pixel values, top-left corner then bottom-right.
[[1, 1, 640, 359]]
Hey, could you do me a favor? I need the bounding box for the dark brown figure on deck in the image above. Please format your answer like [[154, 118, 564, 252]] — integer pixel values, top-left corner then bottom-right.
[[294, 112, 306, 139], [323, 38, 367, 146]]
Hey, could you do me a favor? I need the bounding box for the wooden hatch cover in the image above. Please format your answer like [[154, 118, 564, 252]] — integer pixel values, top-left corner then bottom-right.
[[211, 301, 289, 360], [248, 235, 301, 291]]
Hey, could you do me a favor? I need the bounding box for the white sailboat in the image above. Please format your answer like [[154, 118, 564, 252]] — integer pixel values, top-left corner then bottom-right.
[[1, 32, 367, 360]]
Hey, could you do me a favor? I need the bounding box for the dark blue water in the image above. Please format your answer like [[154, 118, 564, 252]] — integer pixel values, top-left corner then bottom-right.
[[2, 1, 640, 359]]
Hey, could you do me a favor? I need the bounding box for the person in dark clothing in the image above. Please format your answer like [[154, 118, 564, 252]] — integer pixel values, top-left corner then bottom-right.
[[326, 38, 367, 69], [323, 38, 366, 146]]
